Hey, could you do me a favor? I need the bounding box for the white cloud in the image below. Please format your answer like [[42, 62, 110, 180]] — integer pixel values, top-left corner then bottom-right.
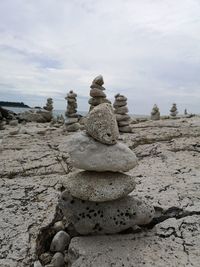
[[0, 0, 200, 114]]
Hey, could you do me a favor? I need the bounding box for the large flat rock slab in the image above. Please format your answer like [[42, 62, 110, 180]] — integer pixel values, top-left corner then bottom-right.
[[68, 215, 200, 267]]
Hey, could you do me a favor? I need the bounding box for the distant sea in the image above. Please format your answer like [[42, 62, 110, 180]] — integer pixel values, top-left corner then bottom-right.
[[2, 106, 149, 119]]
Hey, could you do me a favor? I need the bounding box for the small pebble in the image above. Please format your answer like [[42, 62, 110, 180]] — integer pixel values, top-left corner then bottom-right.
[[34, 260, 43, 267], [51, 252, 65, 267], [50, 230, 70, 252], [39, 252, 52, 265], [53, 221, 65, 232]]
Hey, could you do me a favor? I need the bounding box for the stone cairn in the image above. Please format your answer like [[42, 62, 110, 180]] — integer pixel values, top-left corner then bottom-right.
[[64, 90, 80, 132], [0, 111, 4, 130], [88, 75, 111, 111], [113, 93, 132, 133], [59, 103, 155, 235], [170, 103, 178, 117], [44, 98, 53, 112], [151, 104, 160, 120]]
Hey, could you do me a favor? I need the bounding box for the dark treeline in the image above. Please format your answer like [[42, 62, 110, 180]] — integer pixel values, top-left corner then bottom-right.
[[0, 101, 30, 108]]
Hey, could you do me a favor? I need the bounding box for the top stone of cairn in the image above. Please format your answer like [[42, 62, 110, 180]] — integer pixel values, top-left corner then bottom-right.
[[85, 103, 119, 145], [92, 75, 104, 86]]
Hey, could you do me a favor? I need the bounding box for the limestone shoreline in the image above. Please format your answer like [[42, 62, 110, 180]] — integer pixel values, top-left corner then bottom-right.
[[0, 116, 200, 266]]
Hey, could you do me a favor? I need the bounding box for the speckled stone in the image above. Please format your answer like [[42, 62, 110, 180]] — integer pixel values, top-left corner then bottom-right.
[[119, 126, 132, 133], [85, 103, 119, 145], [64, 132, 138, 172], [61, 171, 136, 202], [115, 114, 131, 121], [59, 191, 155, 235]]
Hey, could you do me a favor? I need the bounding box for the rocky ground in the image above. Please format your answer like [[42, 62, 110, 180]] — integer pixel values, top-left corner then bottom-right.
[[0, 117, 200, 267]]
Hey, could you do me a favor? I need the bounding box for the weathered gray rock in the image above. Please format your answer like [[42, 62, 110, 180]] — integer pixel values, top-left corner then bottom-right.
[[18, 109, 52, 122], [118, 120, 130, 127], [115, 114, 130, 121], [113, 100, 127, 108], [119, 126, 132, 133], [115, 106, 129, 114], [92, 75, 104, 86], [51, 252, 65, 267], [9, 120, 18, 126], [90, 88, 106, 98], [59, 191, 155, 235], [50, 231, 70, 252], [63, 132, 138, 172], [85, 103, 119, 145], [61, 171, 136, 202], [65, 118, 78, 125], [64, 123, 80, 132]]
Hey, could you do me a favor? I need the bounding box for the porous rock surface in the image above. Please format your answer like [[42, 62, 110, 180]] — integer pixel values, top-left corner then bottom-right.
[[85, 103, 119, 145], [59, 191, 155, 235], [61, 171, 136, 202], [1, 116, 200, 266], [62, 132, 138, 172]]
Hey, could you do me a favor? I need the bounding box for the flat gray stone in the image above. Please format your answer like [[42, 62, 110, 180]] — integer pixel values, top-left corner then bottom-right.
[[118, 120, 130, 127], [65, 118, 78, 125], [61, 171, 136, 202], [115, 114, 130, 121], [90, 88, 106, 98], [63, 132, 138, 172], [59, 192, 155, 235], [119, 126, 132, 133], [85, 103, 119, 145], [115, 106, 129, 114], [65, 123, 80, 132]]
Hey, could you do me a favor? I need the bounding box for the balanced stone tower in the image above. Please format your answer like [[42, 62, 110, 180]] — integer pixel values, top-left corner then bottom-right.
[[0, 111, 4, 130], [170, 103, 178, 117], [44, 98, 53, 112], [151, 104, 160, 120], [59, 103, 155, 235], [113, 94, 132, 133], [64, 90, 80, 132], [88, 75, 111, 111]]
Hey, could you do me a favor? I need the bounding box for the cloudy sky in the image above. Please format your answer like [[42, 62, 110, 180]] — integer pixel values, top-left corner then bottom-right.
[[0, 0, 200, 114]]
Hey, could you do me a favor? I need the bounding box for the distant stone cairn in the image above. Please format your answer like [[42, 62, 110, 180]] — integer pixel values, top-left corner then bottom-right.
[[151, 104, 160, 120], [43, 98, 53, 112], [113, 94, 132, 133], [64, 90, 80, 132], [170, 103, 178, 117]]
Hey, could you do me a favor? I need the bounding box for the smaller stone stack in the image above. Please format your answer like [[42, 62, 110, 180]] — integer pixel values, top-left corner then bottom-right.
[[88, 75, 111, 111], [44, 98, 53, 112], [0, 111, 4, 130], [59, 103, 155, 235], [170, 103, 178, 118], [113, 94, 132, 133], [151, 104, 160, 120], [64, 90, 80, 132]]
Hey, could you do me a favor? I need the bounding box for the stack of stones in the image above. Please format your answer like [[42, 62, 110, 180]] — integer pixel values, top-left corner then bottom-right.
[[88, 75, 111, 111], [170, 103, 178, 118], [64, 90, 80, 132], [44, 98, 53, 112], [59, 103, 155, 235], [113, 94, 132, 133], [0, 111, 4, 130], [151, 104, 160, 120]]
